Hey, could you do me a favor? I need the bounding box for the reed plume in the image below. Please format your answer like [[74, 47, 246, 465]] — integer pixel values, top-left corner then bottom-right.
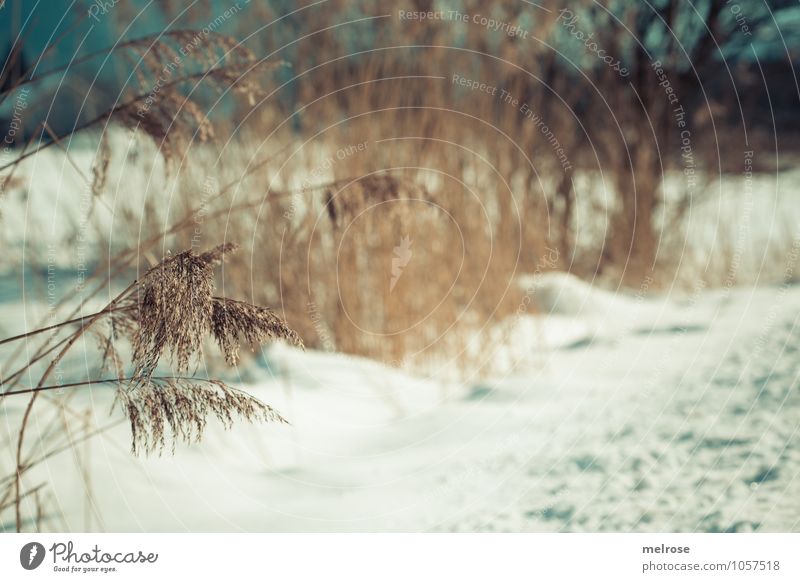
[[117, 377, 287, 456], [211, 297, 303, 366], [4, 242, 300, 459], [132, 247, 218, 380], [118, 242, 300, 453]]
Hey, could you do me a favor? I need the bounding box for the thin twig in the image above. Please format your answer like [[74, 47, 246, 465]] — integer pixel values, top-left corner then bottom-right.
[[0, 306, 132, 347], [14, 280, 138, 531], [3, 375, 213, 397]]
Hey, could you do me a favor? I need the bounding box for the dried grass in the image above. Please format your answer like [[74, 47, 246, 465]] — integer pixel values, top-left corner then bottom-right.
[[324, 174, 424, 228], [211, 298, 303, 366], [3, 240, 299, 467], [132, 248, 217, 379], [0, 20, 292, 531], [119, 243, 298, 453], [117, 378, 287, 456]]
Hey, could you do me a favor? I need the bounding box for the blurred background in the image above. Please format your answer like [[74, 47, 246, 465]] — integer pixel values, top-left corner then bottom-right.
[[2, 0, 799, 368], [1, 1, 800, 532]]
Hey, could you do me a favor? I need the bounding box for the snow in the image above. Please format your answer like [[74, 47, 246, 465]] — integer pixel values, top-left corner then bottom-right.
[[2, 137, 799, 532], [3, 273, 799, 532]]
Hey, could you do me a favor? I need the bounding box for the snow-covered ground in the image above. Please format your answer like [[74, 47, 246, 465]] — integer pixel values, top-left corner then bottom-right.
[[2, 273, 799, 532]]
